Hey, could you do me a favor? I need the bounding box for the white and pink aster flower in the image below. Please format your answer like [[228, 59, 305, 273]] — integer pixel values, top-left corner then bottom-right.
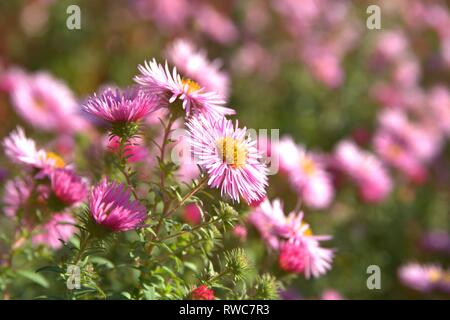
[[275, 137, 334, 209], [2, 127, 65, 170], [89, 179, 147, 232], [166, 39, 230, 98], [32, 213, 76, 249], [187, 115, 268, 204], [134, 59, 235, 119], [248, 198, 288, 249]]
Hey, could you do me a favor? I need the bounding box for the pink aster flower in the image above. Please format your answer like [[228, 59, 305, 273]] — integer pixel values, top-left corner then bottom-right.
[[89, 179, 147, 232], [334, 140, 392, 203], [373, 131, 427, 184], [3, 127, 65, 170], [3, 177, 33, 217], [398, 263, 443, 293], [166, 39, 230, 98], [279, 237, 334, 279], [134, 59, 235, 119], [32, 213, 76, 249], [50, 168, 88, 206], [193, 4, 238, 45], [6, 69, 87, 133], [248, 198, 286, 249], [187, 115, 268, 204], [321, 289, 344, 300], [83, 87, 159, 123], [275, 137, 334, 209]]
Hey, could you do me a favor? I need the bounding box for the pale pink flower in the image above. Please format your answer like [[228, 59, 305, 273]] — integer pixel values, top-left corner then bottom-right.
[[193, 5, 238, 45], [83, 87, 159, 123], [334, 140, 392, 203], [135, 59, 234, 119], [2, 177, 33, 217], [398, 263, 443, 293], [89, 179, 147, 232], [248, 198, 286, 249], [2, 127, 65, 170], [321, 289, 344, 300], [166, 39, 230, 98], [32, 213, 76, 249], [7, 70, 87, 133], [428, 85, 450, 136], [187, 115, 268, 204], [373, 30, 408, 63], [133, 0, 191, 31], [373, 131, 427, 184], [275, 137, 334, 209]]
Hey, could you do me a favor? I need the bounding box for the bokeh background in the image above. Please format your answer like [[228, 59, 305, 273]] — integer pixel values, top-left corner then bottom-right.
[[1, 0, 450, 299]]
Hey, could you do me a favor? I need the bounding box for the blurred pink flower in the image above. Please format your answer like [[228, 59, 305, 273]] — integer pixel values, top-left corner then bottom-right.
[[50, 168, 88, 206], [232, 225, 248, 241], [166, 39, 230, 98], [83, 87, 159, 123], [3, 127, 66, 170], [5, 69, 88, 133], [334, 140, 392, 203], [32, 213, 76, 249], [194, 5, 238, 45], [135, 59, 234, 119], [187, 115, 268, 204], [3, 177, 32, 217], [132, 0, 191, 31], [107, 135, 149, 163], [321, 289, 344, 300], [398, 263, 443, 293], [89, 179, 147, 232], [428, 85, 450, 136], [275, 137, 334, 209]]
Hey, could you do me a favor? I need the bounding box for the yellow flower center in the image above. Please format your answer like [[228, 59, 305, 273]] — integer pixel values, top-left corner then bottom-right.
[[46, 152, 65, 168], [428, 269, 442, 283], [302, 223, 313, 236], [216, 137, 248, 169], [182, 79, 201, 93], [301, 157, 316, 176]]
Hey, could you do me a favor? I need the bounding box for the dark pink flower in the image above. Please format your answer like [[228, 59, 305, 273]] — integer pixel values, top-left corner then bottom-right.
[[89, 179, 147, 232]]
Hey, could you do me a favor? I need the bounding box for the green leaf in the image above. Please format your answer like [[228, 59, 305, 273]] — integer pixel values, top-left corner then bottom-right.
[[17, 270, 50, 288]]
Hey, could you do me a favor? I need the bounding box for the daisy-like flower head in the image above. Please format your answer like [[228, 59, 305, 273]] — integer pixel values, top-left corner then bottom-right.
[[134, 59, 235, 119], [166, 39, 230, 98], [50, 168, 88, 206], [398, 263, 444, 293], [275, 137, 334, 209], [3, 127, 66, 170], [32, 213, 76, 249], [248, 198, 287, 249], [187, 115, 268, 204], [279, 237, 334, 279], [83, 87, 159, 123], [6, 69, 88, 133], [89, 179, 147, 232]]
